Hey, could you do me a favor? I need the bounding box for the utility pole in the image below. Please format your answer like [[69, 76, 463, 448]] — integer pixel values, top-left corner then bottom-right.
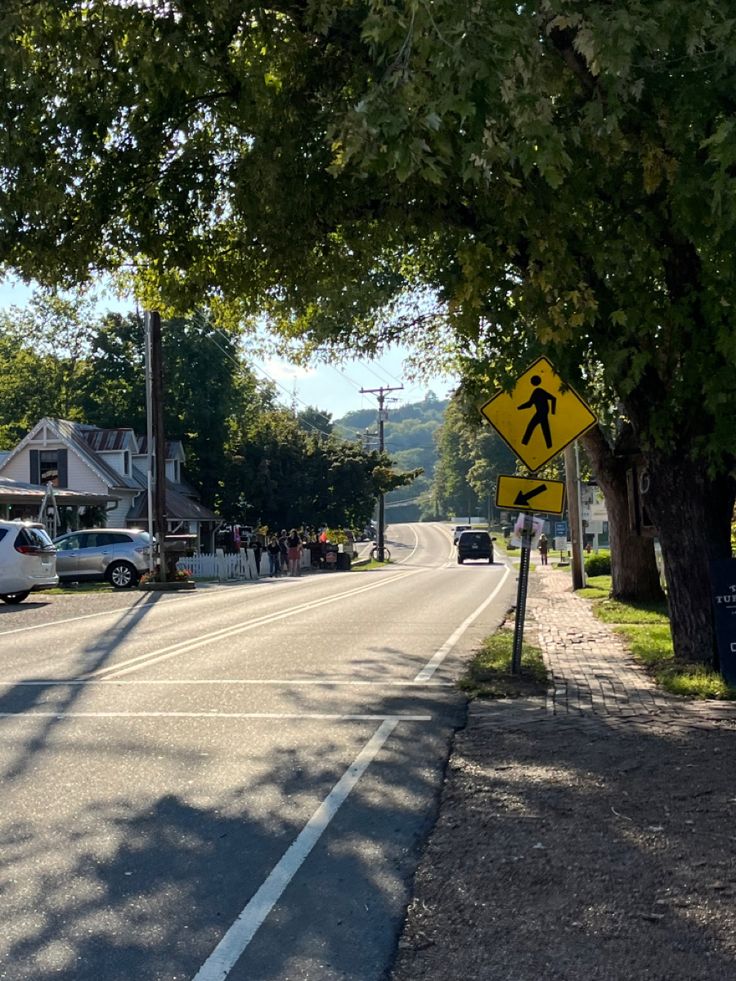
[[148, 310, 168, 582], [564, 442, 585, 590], [143, 313, 155, 575], [360, 384, 403, 562], [356, 429, 378, 452]]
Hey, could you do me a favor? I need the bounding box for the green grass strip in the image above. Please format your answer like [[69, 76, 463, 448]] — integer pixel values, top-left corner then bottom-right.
[[584, 600, 736, 700], [459, 628, 549, 699], [595, 598, 669, 624], [351, 558, 392, 571]]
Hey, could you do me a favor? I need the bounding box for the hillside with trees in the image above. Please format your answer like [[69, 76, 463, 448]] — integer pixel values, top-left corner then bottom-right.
[[336, 392, 447, 522]]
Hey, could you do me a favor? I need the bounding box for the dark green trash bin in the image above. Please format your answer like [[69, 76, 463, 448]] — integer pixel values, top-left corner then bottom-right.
[[336, 551, 351, 571]]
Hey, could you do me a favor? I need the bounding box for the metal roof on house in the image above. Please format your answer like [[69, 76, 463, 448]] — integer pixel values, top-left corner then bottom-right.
[[135, 435, 185, 460], [77, 426, 136, 453], [126, 478, 219, 523], [0, 478, 118, 507], [54, 419, 142, 491]]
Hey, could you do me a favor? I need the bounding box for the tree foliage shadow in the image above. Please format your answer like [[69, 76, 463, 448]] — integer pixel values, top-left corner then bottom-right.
[[0, 683, 465, 981], [392, 712, 736, 980], [0, 592, 166, 783]]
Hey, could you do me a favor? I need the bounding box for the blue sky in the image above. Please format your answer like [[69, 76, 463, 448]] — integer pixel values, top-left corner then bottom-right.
[[0, 276, 453, 420]]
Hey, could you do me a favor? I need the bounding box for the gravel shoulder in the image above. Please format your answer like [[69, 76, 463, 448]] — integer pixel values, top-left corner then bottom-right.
[[391, 708, 736, 980]]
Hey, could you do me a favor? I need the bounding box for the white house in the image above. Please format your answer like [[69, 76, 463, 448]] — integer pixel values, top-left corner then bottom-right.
[[580, 482, 610, 549], [0, 418, 220, 547]]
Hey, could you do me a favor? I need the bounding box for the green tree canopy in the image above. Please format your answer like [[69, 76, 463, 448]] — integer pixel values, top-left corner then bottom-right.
[[2, 2, 736, 662], [430, 398, 517, 521]]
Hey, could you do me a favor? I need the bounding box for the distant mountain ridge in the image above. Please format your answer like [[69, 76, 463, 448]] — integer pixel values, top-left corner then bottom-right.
[[335, 392, 448, 521]]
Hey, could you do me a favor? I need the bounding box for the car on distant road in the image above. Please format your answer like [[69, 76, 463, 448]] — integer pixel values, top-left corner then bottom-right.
[[0, 520, 58, 603], [53, 528, 152, 588], [457, 530, 495, 564], [452, 524, 472, 544]]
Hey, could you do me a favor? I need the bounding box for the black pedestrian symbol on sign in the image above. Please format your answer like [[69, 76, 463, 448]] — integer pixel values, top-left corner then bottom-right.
[[517, 375, 556, 449]]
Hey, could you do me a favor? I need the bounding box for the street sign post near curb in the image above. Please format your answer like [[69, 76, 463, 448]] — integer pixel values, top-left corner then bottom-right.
[[481, 358, 598, 674], [511, 514, 534, 673]]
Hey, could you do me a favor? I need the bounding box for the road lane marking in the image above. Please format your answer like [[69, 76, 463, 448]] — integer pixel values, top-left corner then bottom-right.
[[0, 679, 454, 687], [192, 718, 400, 981], [0, 565, 402, 639], [394, 524, 420, 564], [82, 570, 422, 681], [0, 712, 431, 721], [413, 565, 512, 681]]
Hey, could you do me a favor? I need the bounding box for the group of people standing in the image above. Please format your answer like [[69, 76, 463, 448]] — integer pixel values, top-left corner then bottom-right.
[[245, 525, 351, 578], [264, 529, 304, 577]]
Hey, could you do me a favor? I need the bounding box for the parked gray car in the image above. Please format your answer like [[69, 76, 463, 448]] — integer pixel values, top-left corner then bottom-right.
[[53, 528, 152, 588]]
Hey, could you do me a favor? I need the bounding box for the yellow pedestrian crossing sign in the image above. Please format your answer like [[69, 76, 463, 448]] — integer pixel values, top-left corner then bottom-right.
[[480, 357, 597, 471], [496, 474, 566, 516]]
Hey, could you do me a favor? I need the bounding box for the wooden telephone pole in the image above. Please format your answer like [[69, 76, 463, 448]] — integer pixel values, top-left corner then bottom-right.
[[564, 443, 585, 590], [359, 384, 403, 562], [145, 311, 168, 582]]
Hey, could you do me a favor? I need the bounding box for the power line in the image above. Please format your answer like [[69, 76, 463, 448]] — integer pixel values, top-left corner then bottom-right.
[[204, 330, 343, 442], [328, 362, 363, 390]]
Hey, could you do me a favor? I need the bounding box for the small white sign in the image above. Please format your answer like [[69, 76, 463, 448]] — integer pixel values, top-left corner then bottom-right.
[[554, 536, 567, 551], [510, 513, 546, 548], [581, 485, 607, 522]]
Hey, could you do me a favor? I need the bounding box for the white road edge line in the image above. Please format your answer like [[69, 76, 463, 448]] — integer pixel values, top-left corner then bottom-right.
[[0, 712, 431, 721], [191, 718, 399, 981], [395, 524, 420, 564], [413, 564, 512, 681], [0, 679, 454, 688]]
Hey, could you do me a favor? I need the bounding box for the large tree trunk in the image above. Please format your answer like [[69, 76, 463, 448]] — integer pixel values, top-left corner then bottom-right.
[[644, 451, 736, 665], [581, 427, 664, 603]]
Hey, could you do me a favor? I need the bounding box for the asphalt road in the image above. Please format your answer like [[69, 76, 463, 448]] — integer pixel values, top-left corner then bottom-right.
[[0, 522, 515, 981]]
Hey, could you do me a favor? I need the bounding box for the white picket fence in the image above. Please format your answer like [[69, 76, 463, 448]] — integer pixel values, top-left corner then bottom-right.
[[176, 549, 310, 581]]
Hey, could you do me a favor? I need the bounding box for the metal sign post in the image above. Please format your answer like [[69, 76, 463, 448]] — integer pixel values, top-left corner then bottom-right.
[[479, 357, 599, 675], [511, 513, 534, 674]]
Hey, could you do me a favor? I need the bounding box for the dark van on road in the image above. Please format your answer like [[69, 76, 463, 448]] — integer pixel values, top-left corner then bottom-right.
[[457, 530, 495, 565]]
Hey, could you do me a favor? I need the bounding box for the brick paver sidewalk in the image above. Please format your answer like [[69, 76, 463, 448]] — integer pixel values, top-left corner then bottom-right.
[[533, 564, 672, 716], [471, 563, 735, 733]]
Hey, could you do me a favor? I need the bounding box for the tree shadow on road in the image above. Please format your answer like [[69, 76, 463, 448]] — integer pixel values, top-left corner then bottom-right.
[[0, 592, 167, 783], [0, 689, 460, 981]]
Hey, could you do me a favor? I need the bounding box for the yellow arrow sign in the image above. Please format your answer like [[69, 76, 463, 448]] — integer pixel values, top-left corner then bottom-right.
[[480, 357, 597, 471], [496, 474, 566, 515]]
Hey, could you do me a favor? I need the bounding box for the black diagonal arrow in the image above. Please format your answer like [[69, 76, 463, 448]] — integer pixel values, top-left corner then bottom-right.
[[514, 483, 547, 508]]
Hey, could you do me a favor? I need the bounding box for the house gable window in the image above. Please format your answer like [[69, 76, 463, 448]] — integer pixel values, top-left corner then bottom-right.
[[30, 448, 68, 487]]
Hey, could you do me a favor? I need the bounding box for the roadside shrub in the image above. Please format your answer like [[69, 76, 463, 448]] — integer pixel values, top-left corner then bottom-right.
[[585, 553, 611, 576]]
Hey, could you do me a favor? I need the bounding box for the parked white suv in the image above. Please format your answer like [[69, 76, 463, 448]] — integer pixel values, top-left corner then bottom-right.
[[0, 520, 58, 604], [53, 528, 152, 589]]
